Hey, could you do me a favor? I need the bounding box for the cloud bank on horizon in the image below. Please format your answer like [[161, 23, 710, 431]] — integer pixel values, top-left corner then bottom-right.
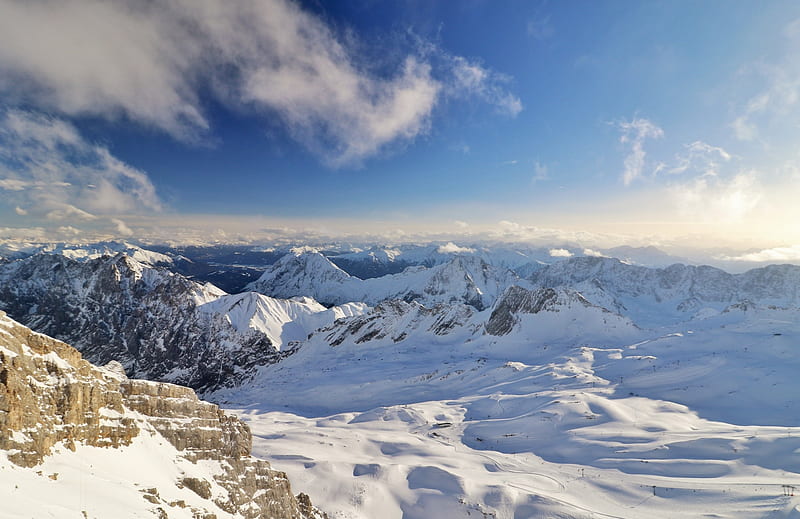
[[0, 0, 798, 260]]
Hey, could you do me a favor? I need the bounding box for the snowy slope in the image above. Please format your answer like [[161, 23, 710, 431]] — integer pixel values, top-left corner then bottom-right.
[[199, 292, 367, 351], [248, 251, 528, 310], [216, 283, 800, 518]]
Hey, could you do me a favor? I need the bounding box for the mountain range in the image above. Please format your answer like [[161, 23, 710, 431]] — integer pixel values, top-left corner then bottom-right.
[[3, 241, 800, 517]]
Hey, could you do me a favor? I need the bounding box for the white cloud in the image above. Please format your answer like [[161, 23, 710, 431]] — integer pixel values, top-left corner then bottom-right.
[[14, 206, 26, 216], [617, 117, 664, 185], [0, 0, 520, 166], [0, 0, 207, 141], [46, 204, 96, 222], [659, 140, 763, 224], [583, 248, 607, 257], [669, 141, 732, 177], [448, 56, 523, 117], [111, 218, 134, 237], [720, 245, 800, 263], [0, 110, 163, 224], [437, 242, 476, 254], [548, 248, 573, 258]]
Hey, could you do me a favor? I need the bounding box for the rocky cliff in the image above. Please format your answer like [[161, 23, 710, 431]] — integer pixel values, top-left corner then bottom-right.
[[0, 310, 324, 518]]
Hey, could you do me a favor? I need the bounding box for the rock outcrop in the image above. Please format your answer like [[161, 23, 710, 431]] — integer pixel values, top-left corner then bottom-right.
[[0, 311, 325, 518]]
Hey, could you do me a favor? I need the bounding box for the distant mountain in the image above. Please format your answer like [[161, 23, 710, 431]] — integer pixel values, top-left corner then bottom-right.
[[0, 252, 357, 392], [327, 243, 549, 279], [530, 256, 800, 326], [601, 245, 691, 267], [0, 311, 324, 518], [248, 251, 527, 310]]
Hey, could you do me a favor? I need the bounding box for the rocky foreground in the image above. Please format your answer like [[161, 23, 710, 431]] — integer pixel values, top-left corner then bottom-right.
[[0, 310, 324, 519]]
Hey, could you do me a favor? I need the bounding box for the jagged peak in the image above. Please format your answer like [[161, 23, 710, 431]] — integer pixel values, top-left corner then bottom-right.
[[486, 285, 617, 336]]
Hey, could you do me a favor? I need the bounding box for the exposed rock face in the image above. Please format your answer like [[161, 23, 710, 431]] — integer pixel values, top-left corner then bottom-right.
[[0, 313, 138, 467], [322, 299, 476, 347], [483, 285, 638, 342], [485, 286, 561, 336], [0, 253, 281, 392], [0, 311, 325, 518]]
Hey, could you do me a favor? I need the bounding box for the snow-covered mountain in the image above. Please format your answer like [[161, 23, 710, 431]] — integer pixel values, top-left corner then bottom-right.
[[200, 292, 367, 351], [215, 280, 800, 519], [326, 243, 555, 280], [484, 285, 638, 343], [248, 251, 527, 310], [21, 240, 176, 265], [0, 311, 323, 518], [530, 256, 800, 326], [325, 243, 690, 279], [0, 252, 359, 392]]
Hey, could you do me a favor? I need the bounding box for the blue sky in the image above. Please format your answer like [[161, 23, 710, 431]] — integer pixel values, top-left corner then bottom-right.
[[1, 0, 800, 258]]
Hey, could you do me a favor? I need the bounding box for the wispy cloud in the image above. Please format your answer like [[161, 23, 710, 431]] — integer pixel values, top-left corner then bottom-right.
[[527, 15, 554, 41], [0, 110, 163, 224], [730, 18, 800, 142], [662, 140, 761, 224], [532, 160, 549, 183], [0, 0, 520, 166], [617, 117, 664, 185], [669, 141, 732, 176], [447, 56, 523, 117], [671, 170, 762, 224]]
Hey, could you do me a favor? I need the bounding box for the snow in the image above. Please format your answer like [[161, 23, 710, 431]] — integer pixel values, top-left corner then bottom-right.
[[0, 428, 240, 519], [199, 291, 368, 351], [218, 299, 800, 518], [42, 241, 174, 266]]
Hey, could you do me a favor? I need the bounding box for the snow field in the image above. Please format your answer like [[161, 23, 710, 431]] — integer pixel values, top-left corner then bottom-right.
[[223, 305, 800, 518]]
